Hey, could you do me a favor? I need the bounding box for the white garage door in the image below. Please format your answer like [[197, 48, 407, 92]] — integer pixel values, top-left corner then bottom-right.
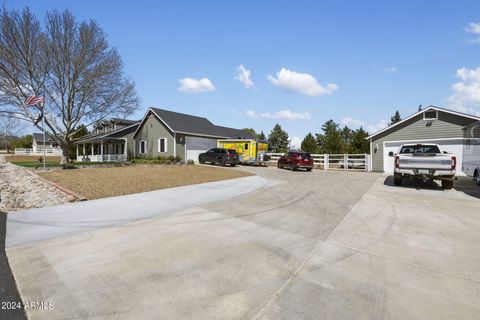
[[383, 138, 464, 175], [185, 136, 217, 163]]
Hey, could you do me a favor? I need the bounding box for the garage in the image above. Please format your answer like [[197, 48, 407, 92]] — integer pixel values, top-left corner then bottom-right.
[[368, 106, 480, 173], [185, 136, 217, 163]]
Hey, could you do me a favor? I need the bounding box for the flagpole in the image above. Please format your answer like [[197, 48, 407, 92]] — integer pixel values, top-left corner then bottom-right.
[[41, 100, 46, 172]]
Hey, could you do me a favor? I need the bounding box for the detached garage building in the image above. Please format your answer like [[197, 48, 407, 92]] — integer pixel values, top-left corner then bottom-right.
[[367, 106, 480, 173]]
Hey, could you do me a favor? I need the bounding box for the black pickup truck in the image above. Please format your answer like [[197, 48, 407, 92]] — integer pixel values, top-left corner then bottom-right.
[[198, 148, 239, 167]]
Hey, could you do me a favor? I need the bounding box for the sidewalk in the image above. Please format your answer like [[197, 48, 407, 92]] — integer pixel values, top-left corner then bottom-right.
[[6, 175, 266, 248]]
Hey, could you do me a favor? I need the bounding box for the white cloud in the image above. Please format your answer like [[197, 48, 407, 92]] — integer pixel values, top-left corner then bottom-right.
[[267, 67, 338, 96], [465, 22, 480, 34], [289, 136, 302, 149], [445, 67, 480, 116], [235, 65, 254, 88], [178, 77, 215, 93], [341, 117, 388, 134], [384, 66, 398, 73], [245, 109, 311, 121], [464, 22, 480, 44]]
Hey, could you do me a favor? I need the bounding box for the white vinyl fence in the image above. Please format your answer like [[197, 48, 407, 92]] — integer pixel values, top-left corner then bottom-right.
[[15, 148, 63, 156], [267, 153, 371, 171]]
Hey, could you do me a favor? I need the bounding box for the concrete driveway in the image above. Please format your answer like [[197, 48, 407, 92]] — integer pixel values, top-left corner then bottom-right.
[[5, 167, 480, 320]]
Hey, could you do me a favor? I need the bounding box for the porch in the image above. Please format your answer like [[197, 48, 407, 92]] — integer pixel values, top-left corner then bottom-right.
[[75, 138, 128, 162]]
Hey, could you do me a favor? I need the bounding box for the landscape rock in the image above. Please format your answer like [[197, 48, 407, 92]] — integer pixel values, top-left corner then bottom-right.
[[0, 163, 67, 212]]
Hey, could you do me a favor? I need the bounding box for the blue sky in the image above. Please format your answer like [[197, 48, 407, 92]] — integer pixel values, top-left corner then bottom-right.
[[8, 0, 480, 145]]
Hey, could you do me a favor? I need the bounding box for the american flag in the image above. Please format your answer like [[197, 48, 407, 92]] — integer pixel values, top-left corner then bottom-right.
[[25, 93, 45, 107]]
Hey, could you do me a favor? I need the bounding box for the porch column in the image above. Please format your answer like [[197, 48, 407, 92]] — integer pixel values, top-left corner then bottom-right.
[[76, 144, 79, 159], [123, 138, 128, 161], [83, 143, 86, 156], [100, 140, 104, 162], [91, 143, 94, 156]]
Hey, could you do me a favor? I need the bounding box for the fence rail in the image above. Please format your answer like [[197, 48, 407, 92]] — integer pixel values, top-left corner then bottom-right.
[[266, 153, 371, 171], [15, 148, 63, 156]]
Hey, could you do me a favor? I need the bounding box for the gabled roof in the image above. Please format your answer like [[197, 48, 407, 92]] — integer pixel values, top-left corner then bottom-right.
[[367, 105, 480, 140], [75, 122, 140, 144], [33, 133, 55, 142], [213, 125, 256, 139], [133, 107, 253, 139]]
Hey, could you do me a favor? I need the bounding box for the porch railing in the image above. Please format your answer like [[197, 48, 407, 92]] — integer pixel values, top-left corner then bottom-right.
[[266, 153, 371, 171], [77, 154, 127, 162]]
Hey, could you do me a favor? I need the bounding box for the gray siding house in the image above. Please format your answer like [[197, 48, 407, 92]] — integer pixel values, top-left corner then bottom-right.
[[367, 106, 480, 173], [74, 107, 254, 162], [132, 108, 254, 162]]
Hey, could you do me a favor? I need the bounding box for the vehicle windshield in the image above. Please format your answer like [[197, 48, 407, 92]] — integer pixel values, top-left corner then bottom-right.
[[300, 153, 311, 158], [399, 145, 441, 154]]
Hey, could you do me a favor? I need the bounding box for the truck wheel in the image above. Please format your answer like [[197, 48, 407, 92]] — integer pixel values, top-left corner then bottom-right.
[[199, 157, 204, 164], [218, 158, 225, 167], [289, 163, 295, 171], [277, 162, 281, 169], [393, 173, 402, 186], [442, 179, 454, 189], [475, 170, 480, 186], [306, 168, 312, 172]]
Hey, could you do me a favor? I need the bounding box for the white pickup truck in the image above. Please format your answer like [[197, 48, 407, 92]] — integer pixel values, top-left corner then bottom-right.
[[388, 144, 457, 189]]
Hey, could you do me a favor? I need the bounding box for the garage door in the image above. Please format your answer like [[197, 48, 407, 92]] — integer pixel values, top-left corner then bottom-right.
[[185, 136, 217, 163], [383, 138, 464, 175]]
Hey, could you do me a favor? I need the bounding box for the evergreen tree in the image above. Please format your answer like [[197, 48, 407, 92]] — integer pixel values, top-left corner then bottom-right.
[[300, 133, 319, 153], [267, 124, 289, 152], [316, 120, 344, 154], [258, 130, 266, 140], [350, 127, 369, 154], [69, 125, 89, 161], [389, 110, 402, 126]]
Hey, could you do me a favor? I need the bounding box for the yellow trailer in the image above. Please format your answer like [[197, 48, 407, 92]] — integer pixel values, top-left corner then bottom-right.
[[217, 139, 270, 165]]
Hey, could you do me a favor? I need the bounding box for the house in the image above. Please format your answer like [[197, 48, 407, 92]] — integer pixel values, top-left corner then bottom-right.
[[32, 133, 62, 154], [74, 118, 141, 162], [367, 106, 480, 173], [74, 107, 254, 162]]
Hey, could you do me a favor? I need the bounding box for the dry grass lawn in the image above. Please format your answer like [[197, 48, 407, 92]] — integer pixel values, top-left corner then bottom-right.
[[38, 165, 253, 199], [6, 155, 61, 163]]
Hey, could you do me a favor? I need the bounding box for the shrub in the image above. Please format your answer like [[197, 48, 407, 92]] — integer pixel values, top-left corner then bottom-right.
[[187, 159, 195, 165]]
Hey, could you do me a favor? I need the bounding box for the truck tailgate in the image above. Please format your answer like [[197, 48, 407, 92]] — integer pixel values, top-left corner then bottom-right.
[[399, 155, 452, 170]]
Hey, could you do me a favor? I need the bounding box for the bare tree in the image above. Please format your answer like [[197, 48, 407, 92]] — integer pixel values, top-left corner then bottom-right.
[[0, 115, 25, 152], [0, 8, 140, 163]]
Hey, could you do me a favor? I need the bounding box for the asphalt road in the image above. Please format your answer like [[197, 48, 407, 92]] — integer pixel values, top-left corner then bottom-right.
[[5, 167, 480, 320], [0, 213, 27, 320]]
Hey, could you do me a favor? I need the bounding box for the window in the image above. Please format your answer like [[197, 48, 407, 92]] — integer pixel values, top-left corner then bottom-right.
[[466, 139, 471, 150], [115, 144, 120, 154], [158, 138, 167, 153], [140, 140, 146, 154], [399, 145, 440, 154], [121, 144, 125, 154], [423, 110, 438, 120], [245, 143, 249, 150]]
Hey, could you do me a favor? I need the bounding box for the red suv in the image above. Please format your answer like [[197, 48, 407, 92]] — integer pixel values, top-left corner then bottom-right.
[[277, 152, 314, 171]]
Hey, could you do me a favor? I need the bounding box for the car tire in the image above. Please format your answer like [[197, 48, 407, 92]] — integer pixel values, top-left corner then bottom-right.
[[199, 157, 204, 164], [230, 163, 236, 167], [277, 162, 281, 169], [306, 168, 312, 172], [289, 163, 295, 171], [475, 170, 480, 186], [218, 158, 225, 167], [393, 173, 402, 185], [442, 179, 454, 189]]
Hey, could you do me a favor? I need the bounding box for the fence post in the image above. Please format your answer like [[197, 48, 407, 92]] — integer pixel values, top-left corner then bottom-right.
[[324, 154, 328, 170], [365, 153, 370, 172], [344, 154, 347, 171]]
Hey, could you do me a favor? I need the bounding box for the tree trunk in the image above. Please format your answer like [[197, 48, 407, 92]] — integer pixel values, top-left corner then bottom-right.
[[61, 144, 69, 164]]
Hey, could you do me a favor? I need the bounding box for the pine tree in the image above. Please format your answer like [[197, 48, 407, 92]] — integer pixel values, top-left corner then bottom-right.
[[301, 133, 319, 153], [389, 110, 402, 126], [258, 131, 266, 141], [350, 127, 369, 153], [267, 124, 289, 153], [316, 120, 344, 154]]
